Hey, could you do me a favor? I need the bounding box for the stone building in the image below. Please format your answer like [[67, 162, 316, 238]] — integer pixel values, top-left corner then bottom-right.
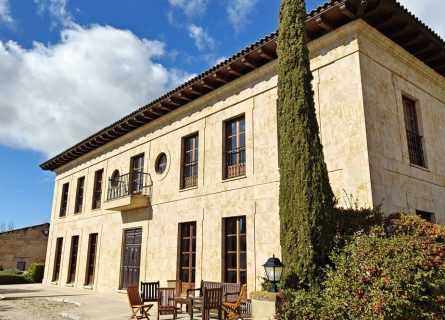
[[40, 0, 445, 294], [0, 223, 50, 271]]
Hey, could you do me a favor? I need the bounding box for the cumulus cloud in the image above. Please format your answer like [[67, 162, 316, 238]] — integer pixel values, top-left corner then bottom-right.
[[227, 0, 258, 32], [398, 0, 444, 38], [0, 24, 192, 157], [168, 0, 207, 17], [0, 0, 13, 24], [187, 24, 216, 51], [34, 0, 74, 28]]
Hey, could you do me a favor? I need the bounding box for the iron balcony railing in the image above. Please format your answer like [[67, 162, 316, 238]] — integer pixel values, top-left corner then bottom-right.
[[406, 131, 426, 167], [182, 160, 198, 188], [106, 172, 152, 201], [225, 147, 246, 179]]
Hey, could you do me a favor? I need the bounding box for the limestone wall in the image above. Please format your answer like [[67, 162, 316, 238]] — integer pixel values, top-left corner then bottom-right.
[[0, 224, 49, 271], [357, 21, 445, 223]]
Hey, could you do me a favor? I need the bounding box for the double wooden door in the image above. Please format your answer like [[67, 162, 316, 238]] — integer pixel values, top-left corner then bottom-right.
[[121, 228, 142, 289]]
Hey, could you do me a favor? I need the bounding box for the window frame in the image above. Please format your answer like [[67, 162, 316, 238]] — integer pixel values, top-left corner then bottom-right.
[[52, 237, 63, 282], [92, 170, 103, 210], [223, 115, 246, 179], [181, 133, 199, 189], [85, 233, 98, 286], [74, 177, 85, 214], [130, 153, 145, 194], [67, 235, 79, 284], [177, 222, 197, 288], [403, 97, 426, 168], [222, 216, 247, 285], [59, 183, 69, 217]]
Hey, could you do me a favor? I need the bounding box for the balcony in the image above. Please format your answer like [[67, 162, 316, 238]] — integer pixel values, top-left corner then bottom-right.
[[104, 172, 152, 212]]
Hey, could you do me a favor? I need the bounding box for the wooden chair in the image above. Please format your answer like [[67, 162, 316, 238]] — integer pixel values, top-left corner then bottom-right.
[[222, 285, 246, 320], [200, 287, 223, 320], [127, 285, 153, 320], [157, 287, 177, 320], [141, 281, 160, 302]]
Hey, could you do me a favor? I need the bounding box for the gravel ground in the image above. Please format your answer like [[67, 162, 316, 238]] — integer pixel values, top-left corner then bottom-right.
[[0, 297, 78, 320]]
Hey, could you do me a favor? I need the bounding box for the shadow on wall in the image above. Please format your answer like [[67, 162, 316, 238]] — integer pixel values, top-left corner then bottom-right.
[[121, 207, 153, 224]]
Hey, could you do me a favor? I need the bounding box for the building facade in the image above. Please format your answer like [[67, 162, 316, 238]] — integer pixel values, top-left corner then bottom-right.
[[41, 0, 445, 294], [0, 223, 50, 271]]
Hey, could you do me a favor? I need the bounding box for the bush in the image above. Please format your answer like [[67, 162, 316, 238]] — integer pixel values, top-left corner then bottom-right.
[[25, 263, 45, 283], [279, 214, 445, 319]]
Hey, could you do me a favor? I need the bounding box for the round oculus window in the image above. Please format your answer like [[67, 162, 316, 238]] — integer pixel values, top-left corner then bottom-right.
[[155, 153, 167, 174]]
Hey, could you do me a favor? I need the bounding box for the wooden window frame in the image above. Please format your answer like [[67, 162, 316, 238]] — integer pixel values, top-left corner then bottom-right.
[[403, 97, 426, 167], [92, 169, 103, 210], [181, 133, 199, 189], [67, 235, 79, 284], [130, 154, 145, 194], [59, 183, 69, 217], [85, 233, 98, 286], [224, 115, 246, 179], [74, 177, 85, 214], [52, 237, 63, 282], [222, 216, 247, 285], [177, 222, 196, 289]]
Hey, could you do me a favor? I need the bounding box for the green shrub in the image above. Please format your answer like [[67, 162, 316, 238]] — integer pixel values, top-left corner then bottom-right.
[[25, 263, 45, 283], [279, 214, 445, 319], [0, 274, 30, 285]]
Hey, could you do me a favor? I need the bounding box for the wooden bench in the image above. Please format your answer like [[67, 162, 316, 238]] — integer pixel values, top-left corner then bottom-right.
[[140, 281, 159, 302]]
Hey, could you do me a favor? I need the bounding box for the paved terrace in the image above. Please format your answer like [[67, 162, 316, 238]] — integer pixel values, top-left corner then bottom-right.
[[0, 283, 199, 319]]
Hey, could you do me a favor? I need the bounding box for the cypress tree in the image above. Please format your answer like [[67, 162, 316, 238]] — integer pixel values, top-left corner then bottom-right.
[[277, 0, 335, 289]]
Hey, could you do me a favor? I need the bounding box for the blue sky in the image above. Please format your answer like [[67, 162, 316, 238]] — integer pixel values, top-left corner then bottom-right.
[[0, 0, 443, 229]]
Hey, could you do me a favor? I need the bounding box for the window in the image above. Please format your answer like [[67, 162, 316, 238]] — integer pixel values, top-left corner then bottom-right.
[[67, 236, 79, 284], [177, 222, 196, 288], [223, 216, 247, 284], [416, 210, 435, 223], [16, 261, 26, 271], [74, 177, 85, 213], [131, 154, 144, 194], [92, 170, 103, 210], [224, 116, 246, 179], [403, 97, 426, 167], [156, 153, 167, 174], [52, 237, 63, 282], [85, 233, 98, 285], [60, 183, 69, 217], [182, 134, 199, 188]]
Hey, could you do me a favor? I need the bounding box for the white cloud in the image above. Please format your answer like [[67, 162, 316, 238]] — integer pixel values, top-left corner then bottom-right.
[[187, 24, 216, 51], [34, 0, 74, 28], [227, 0, 258, 32], [0, 24, 192, 157], [398, 0, 444, 38], [168, 0, 207, 17], [0, 0, 14, 24]]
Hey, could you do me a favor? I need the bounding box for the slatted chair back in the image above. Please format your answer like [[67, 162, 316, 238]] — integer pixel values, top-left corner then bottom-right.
[[157, 287, 177, 319], [202, 287, 223, 320], [127, 285, 153, 320], [127, 285, 143, 306], [222, 282, 241, 303], [140, 281, 159, 302]]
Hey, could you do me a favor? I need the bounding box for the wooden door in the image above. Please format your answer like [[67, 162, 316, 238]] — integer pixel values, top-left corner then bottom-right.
[[121, 228, 142, 289]]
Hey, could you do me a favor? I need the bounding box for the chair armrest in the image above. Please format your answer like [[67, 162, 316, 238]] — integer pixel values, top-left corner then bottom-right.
[[223, 290, 241, 302], [186, 288, 201, 297]]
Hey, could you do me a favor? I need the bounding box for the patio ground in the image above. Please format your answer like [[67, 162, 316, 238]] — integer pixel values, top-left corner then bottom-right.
[[0, 283, 195, 319]]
